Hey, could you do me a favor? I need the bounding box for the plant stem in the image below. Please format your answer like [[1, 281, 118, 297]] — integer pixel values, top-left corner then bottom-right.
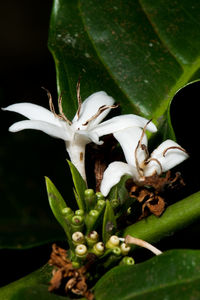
[[123, 191, 200, 248]]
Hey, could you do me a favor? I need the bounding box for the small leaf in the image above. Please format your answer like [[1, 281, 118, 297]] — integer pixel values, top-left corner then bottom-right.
[[67, 160, 87, 211], [102, 200, 117, 243], [94, 249, 200, 299], [45, 177, 71, 244]]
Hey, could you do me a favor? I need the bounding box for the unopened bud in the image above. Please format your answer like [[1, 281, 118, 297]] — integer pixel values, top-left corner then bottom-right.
[[75, 244, 87, 258], [84, 189, 96, 211], [120, 243, 131, 255], [71, 215, 84, 233], [86, 231, 99, 247], [106, 235, 120, 249], [72, 231, 85, 245], [92, 242, 105, 256], [110, 198, 120, 209], [75, 209, 84, 216], [95, 192, 105, 201], [119, 256, 135, 266], [112, 246, 121, 256], [95, 199, 106, 211]]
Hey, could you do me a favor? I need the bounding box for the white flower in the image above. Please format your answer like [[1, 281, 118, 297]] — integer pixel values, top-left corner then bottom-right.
[[3, 90, 157, 182], [100, 126, 189, 196]]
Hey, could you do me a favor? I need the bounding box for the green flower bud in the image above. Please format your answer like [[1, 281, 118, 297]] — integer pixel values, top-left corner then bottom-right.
[[95, 192, 105, 201], [71, 215, 84, 233], [75, 244, 87, 258], [85, 210, 99, 234], [72, 231, 85, 245], [84, 189, 96, 211], [86, 231, 99, 247], [110, 198, 120, 209], [120, 243, 131, 255], [119, 256, 135, 266], [95, 199, 106, 211], [106, 235, 120, 249], [92, 242, 105, 256], [62, 207, 74, 218], [112, 246, 121, 256], [75, 209, 84, 216]]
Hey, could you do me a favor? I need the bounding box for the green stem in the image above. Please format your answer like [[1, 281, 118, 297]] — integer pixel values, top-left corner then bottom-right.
[[123, 191, 200, 248]]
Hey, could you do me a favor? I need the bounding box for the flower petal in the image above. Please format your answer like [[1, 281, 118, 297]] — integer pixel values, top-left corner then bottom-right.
[[72, 91, 115, 129], [92, 114, 157, 138], [9, 120, 72, 141], [114, 127, 148, 168], [144, 139, 189, 176], [100, 161, 138, 197], [3, 103, 62, 127]]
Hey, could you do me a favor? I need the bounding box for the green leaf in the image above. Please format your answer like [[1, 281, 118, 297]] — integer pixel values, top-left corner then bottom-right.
[[67, 160, 87, 211], [49, 0, 200, 125], [45, 177, 71, 245], [0, 264, 69, 300], [102, 200, 117, 243], [123, 191, 200, 248], [94, 249, 200, 299]]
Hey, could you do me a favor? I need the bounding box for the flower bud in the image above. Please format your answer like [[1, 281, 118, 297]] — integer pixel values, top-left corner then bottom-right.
[[106, 235, 120, 249], [62, 207, 74, 220], [110, 198, 120, 209], [95, 199, 106, 211], [95, 192, 105, 201], [84, 189, 96, 211], [120, 243, 131, 255], [75, 209, 84, 216], [75, 244, 87, 258], [85, 209, 99, 234], [71, 215, 84, 233], [72, 231, 85, 245], [92, 242, 105, 256], [86, 231, 99, 247], [119, 256, 135, 266]]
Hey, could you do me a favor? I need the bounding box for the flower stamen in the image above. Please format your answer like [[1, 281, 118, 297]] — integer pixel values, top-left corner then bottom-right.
[[76, 77, 82, 120], [145, 157, 163, 174], [135, 119, 152, 176], [82, 104, 119, 126], [163, 146, 187, 157]]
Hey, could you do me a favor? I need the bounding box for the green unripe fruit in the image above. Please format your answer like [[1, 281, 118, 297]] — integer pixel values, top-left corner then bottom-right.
[[119, 256, 135, 266]]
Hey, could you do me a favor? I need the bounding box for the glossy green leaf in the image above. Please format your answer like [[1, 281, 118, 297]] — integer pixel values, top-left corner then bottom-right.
[[67, 160, 87, 211], [102, 200, 117, 243], [94, 249, 200, 299], [45, 177, 71, 245], [0, 264, 68, 300], [48, 0, 200, 125]]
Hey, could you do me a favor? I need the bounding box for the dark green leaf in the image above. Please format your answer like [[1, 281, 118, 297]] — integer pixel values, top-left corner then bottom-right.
[[49, 0, 200, 125], [94, 249, 200, 299], [67, 160, 87, 211], [102, 200, 117, 243], [45, 177, 71, 245]]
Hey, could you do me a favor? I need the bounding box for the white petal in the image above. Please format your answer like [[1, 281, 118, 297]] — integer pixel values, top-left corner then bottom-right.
[[114, 127, 148, 167], [9, 120, 72, 141], [3, 103, 62, 127], [144, 139, 189, 176], [72, 91, 115, 129], [92, 114, 157, 138], [100, 161, 138, 197]]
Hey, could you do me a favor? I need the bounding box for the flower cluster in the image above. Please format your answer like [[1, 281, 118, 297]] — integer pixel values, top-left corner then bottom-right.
[[3, 88, 189, 298]]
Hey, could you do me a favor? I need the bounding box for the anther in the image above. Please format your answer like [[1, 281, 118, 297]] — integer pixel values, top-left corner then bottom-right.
[[163, 146, 188, 157]]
